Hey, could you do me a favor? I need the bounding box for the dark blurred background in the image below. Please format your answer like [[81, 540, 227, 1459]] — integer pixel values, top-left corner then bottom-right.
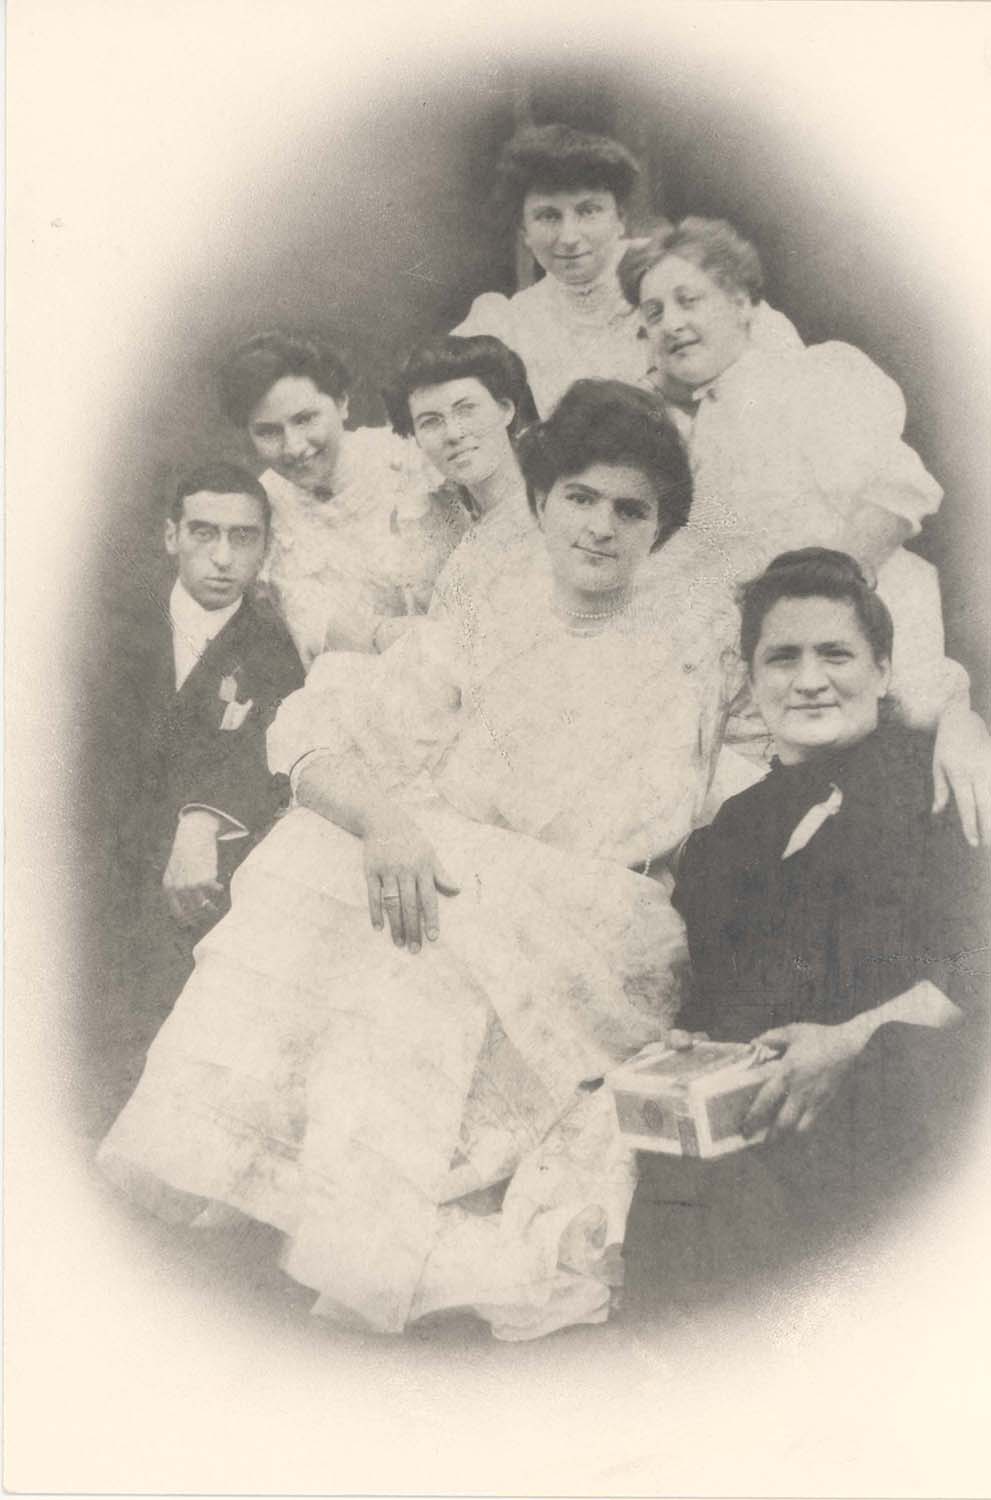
[[75, 56, 990, 1109]]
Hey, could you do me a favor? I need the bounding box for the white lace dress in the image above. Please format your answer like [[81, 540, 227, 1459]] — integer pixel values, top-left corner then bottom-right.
[[99, 567, 737, 1340], [260, 427, 467, 666]]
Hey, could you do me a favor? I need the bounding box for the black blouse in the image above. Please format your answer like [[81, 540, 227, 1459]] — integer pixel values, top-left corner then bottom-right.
[[673, 723, 989, 1043]]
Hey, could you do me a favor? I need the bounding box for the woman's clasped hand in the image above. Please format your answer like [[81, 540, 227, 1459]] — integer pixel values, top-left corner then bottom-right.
[[741, 1022, 862, 1139]]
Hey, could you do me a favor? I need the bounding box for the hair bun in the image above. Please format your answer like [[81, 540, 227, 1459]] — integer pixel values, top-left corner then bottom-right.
[[762, 547, 875, 589], [737, 546, 893, 669]]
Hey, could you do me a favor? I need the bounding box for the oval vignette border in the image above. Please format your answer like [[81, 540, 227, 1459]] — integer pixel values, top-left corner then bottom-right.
[[6, 3, 991, 1496]]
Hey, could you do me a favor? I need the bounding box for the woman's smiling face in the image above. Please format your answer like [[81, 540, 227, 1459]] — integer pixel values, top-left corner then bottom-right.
[[638, 254, 751, 390], [521, 188, 624, 287], [407, 377, 515, 489], [247, 375, 349, 494], [537, 462, 660, 600], [750, 595, 891, 764]]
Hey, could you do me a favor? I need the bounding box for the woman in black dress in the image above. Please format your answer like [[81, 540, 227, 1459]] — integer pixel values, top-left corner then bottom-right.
[[625, 548, 989, 1309]]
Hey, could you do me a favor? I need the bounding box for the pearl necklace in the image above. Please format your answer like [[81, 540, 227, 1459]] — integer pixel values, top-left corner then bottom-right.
[[557, 605, 623, 621], [551, 597, 629, 621]]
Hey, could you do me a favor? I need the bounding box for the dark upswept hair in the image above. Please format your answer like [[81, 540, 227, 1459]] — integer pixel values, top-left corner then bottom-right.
[[618, 216, 764, 309], [738, 548, 894, 668], [517, 379, 692, 551], [491, 123, 641, 227], [384, 334, 538, 439], [170, 460, 272, 531], [216, 331, 351, 429]]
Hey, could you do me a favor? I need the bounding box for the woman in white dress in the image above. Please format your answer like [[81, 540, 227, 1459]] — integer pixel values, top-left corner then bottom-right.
[[454, 123, 800, 418], [217, 331, 463, 665], [99, 381, 737, 1340], [375, 333, 541, 652], [618, 218, 990, 834]]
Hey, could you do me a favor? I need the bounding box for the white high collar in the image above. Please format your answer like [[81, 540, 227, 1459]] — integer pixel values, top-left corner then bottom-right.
[[169, 579, 242, 689]]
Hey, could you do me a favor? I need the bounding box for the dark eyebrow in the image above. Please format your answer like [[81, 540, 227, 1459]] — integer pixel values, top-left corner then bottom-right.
[[186, 519, 260, 531], [252, 407, 314, 426], [563, 482, 602, 498]]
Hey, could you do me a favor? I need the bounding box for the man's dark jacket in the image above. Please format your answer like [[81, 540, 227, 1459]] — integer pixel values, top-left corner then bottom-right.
[[86, 586, 304, 1113], [111, 588, 305, 881]]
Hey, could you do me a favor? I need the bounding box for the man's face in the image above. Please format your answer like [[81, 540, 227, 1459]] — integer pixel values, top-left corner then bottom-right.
[[165, 489, 268, 610]]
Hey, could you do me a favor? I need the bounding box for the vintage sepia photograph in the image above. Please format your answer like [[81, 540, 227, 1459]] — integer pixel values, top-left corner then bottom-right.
[[7, 1, 991, 1494]]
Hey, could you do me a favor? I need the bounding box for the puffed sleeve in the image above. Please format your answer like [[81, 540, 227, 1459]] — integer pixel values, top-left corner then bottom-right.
[[797, 342, 942, 534], [267, 619, 464, 792], [452, 291, 518, 347], [876, 548, 970, 725], [749, 301, 804, 355]]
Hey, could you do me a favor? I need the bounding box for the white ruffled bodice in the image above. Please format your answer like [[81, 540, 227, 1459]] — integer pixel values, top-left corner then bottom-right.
[[269, 538, 739, 869], [260, 427, 467, 664], [454, 252, 644, 417]]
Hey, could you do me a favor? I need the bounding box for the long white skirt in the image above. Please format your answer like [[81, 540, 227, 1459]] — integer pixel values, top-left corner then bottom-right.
[[99, 801, 687, 1340]]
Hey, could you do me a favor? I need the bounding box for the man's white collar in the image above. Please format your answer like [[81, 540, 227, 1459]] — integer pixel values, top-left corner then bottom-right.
[[169, 580, 242, 689], [169, 578, 242, 632]]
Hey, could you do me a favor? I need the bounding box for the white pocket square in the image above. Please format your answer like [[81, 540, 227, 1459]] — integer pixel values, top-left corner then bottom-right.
[[781, 783, 843, 860], [219, 697, 254, 731]]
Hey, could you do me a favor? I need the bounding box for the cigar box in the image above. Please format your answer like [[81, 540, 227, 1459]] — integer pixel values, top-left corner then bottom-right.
[[605, 1041, 777, 1158]]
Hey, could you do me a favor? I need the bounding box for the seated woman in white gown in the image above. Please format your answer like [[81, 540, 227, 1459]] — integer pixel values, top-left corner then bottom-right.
[[455, 122, 801, 418], [619, 217, 988, 813], [216, 330, 463, 665], [99, 380, 741, 1341]]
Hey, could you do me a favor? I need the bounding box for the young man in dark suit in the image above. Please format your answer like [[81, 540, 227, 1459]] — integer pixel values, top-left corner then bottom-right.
[[97, 461, 304, 1115]]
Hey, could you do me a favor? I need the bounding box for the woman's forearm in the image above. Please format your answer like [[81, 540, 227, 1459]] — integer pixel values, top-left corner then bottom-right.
[[295, 749, 456, 955], [295, 750, 401, 840], [749, 983, 964, 1137], [840, 980, 963, 1054]]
